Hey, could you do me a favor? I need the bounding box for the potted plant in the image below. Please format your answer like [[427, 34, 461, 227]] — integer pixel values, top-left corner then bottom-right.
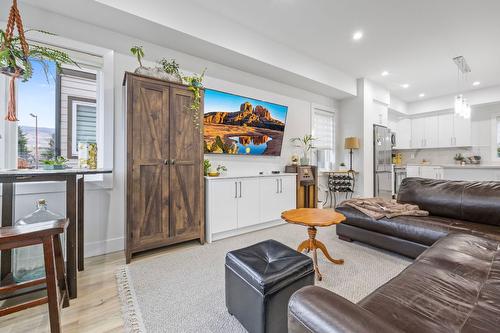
[[203, 159, 211, 176], [454, 153, 465, 165], [216, 164, 228, 176], [339, 162, 348, 171], [158, 58, 182, 83], [0, 29, 79, 121], [290, 135, 316, 165], [41, 156, 68, 170]]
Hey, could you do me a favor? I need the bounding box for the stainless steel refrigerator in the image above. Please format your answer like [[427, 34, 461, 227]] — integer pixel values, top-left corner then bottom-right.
[[373, 125, 393, 199]]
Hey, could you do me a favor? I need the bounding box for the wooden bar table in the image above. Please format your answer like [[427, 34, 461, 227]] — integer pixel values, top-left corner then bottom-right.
[[0, 168, 112, 299]]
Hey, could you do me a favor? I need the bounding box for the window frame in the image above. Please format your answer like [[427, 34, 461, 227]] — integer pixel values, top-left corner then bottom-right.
[[69, 97, 97, 157]]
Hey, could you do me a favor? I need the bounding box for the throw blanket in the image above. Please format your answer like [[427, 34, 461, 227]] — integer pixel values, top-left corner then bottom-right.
[[341, 197, 429, 220]]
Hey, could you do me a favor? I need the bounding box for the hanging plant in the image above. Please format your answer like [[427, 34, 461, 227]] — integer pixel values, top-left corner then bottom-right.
[[0, 0, 78, 121], [182, 68, 206, 132]]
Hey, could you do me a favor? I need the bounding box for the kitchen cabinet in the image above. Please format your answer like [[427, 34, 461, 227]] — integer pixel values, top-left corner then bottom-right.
[[390, 118, 411, 149], [410, 115, 439, 148], [411, 118, 425, 148], [438, 113, 471, 147], [206, 175, 296, 242], [453, 114, 471, 146], [406, 165, 443, 179]]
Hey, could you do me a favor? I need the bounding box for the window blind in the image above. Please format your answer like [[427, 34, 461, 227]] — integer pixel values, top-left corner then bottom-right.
[[313, 110, 335, 149], [76, 104, 97, 144]]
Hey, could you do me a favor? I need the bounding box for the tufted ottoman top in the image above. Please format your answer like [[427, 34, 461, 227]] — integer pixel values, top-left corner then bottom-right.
[[225, 239, 314, 295]]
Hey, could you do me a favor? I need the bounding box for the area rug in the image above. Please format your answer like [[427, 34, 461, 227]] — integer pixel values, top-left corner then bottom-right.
[[116, 224, 412, 333]]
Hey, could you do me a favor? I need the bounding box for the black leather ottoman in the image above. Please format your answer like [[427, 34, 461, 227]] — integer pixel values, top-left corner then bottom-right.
[[225, 239, 314, 333]]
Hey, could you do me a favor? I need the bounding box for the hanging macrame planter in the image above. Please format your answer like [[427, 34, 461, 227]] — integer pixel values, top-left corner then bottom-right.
[[1, 0, 30, 121]]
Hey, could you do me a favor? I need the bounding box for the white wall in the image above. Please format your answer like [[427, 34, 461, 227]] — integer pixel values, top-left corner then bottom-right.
[[0, 7, 336, 257]]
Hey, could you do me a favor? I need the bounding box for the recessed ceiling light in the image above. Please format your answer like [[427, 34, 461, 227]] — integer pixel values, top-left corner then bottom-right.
[[472, 81, 481, 86], [401, 83, 410, 88], [352, 31, 363, 41], [381, 71, 389, 76], [419, 93, 425, 98]]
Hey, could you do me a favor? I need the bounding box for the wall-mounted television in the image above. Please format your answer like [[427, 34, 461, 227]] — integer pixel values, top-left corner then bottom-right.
[[203, 89, 288, 156]]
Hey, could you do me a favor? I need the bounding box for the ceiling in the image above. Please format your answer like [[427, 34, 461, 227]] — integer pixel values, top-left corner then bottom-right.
[[13, 0, 500, 102], [186, 0, 500, 102]]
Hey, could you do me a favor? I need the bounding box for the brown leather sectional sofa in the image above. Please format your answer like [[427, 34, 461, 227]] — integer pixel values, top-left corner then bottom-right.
[[289, 233, 500, 333], [336, 177, 500, 258], [287, 178, 500, 333]]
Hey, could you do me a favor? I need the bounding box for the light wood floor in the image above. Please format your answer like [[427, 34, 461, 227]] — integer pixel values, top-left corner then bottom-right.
[[0, 251, 126, 333]]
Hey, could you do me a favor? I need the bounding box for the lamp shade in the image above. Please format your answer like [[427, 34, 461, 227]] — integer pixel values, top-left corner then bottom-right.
[[344, 137, 360, 149]]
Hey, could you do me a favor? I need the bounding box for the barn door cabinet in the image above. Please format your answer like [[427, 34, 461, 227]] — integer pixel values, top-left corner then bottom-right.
[[124, 72, 205, 263]]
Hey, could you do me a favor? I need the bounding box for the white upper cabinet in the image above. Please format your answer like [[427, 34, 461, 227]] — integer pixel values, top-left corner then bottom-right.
[[390, 118, 411, 149], [411, 118, 426, 149], [453, 114, 471, 147], [424, 115, 439, 148], [404, 113, 471, 150], [438, 113, 454, 147]]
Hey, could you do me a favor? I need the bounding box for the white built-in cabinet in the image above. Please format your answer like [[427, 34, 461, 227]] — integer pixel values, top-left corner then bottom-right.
[[411, 115, 438, 148], [390, 112, 471, 150], [205, 174, 296, 243], [406, 165, 443, 179]]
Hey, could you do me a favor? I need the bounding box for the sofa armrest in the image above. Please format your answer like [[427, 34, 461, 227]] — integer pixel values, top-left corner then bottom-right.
[[288, 286, 402, 333]]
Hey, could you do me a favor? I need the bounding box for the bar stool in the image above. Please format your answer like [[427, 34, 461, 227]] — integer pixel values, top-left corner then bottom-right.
[[0, 219, 70, 333]]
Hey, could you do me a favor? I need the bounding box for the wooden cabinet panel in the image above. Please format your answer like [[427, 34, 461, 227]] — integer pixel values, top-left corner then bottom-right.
[[169, 88, 203, 239], [129, 79, 170, 250]]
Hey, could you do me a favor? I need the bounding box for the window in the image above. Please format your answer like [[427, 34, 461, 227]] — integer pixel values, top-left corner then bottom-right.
[[14, 49, 102, 168], [312, 107, 335, 170], [17, 59, 57, 168], [70, 99, 97, 156]]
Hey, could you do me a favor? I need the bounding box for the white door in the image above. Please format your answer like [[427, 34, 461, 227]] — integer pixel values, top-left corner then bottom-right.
[[406, 165, 420, 177], [260, 177, 281, 223], [453, 115, 471, 147], [424, 115, 439, 148], [208, 179, 238, 234], [438, 113, 454, 147], [237, 178, 261, 228], [278, 176, 296, 214], [397, 118, 412, 149], [411, 118, 425, 148]]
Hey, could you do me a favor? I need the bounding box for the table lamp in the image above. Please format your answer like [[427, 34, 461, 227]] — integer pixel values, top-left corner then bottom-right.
[[344, 137, 360, 171]]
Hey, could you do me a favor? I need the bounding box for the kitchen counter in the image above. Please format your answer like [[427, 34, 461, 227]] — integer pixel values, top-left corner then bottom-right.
[[405, 164, 500, 169]]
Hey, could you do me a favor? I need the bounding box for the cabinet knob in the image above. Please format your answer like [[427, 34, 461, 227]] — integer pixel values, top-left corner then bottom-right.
[[171, 159, 176, 165], [164, 159, 169, 165]]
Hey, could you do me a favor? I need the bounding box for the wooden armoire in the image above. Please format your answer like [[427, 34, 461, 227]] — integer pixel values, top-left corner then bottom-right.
[[123, 72, 205, 263]]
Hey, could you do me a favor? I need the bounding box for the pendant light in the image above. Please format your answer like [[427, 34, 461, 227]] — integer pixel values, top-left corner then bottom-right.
[[453, 56, 471, 120]]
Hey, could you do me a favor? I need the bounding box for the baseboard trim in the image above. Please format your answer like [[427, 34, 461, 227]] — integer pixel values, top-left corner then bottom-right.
[[85, 237, 124, 258], [209, 220, 286, 243]]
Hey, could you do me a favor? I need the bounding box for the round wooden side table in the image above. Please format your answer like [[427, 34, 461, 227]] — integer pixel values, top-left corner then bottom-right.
[[281, 208, 346, 281]]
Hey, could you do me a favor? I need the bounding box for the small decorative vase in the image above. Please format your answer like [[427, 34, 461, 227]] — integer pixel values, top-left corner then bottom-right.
[[300, 157, 309, 166], [134, 66, 182, 83]]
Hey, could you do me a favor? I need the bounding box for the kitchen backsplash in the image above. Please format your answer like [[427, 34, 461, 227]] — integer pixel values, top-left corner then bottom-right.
[[396, 146, 497, 165]]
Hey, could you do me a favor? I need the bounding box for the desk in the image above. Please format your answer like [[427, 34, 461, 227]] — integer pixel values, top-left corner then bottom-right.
[[0, 168, 112, 299]]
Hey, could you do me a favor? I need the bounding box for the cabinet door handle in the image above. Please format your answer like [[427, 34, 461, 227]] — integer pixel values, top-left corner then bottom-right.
[[170, 159, 176, 165], [280, 179, 283, 193], [239, 181, 242, 198], [235, 181, 238, 198], [276, 179, 279, 193]]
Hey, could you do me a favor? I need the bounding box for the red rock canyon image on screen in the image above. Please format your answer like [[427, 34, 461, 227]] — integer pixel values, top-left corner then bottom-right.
[[203, 89, 288, 156]]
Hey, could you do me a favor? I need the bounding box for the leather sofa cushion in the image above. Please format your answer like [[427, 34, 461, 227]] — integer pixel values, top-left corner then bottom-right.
[[358, 233, 500, 333], [225, 239, 314, 295], [398, 178, 500, 226], [337, 206, 500, 246]]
